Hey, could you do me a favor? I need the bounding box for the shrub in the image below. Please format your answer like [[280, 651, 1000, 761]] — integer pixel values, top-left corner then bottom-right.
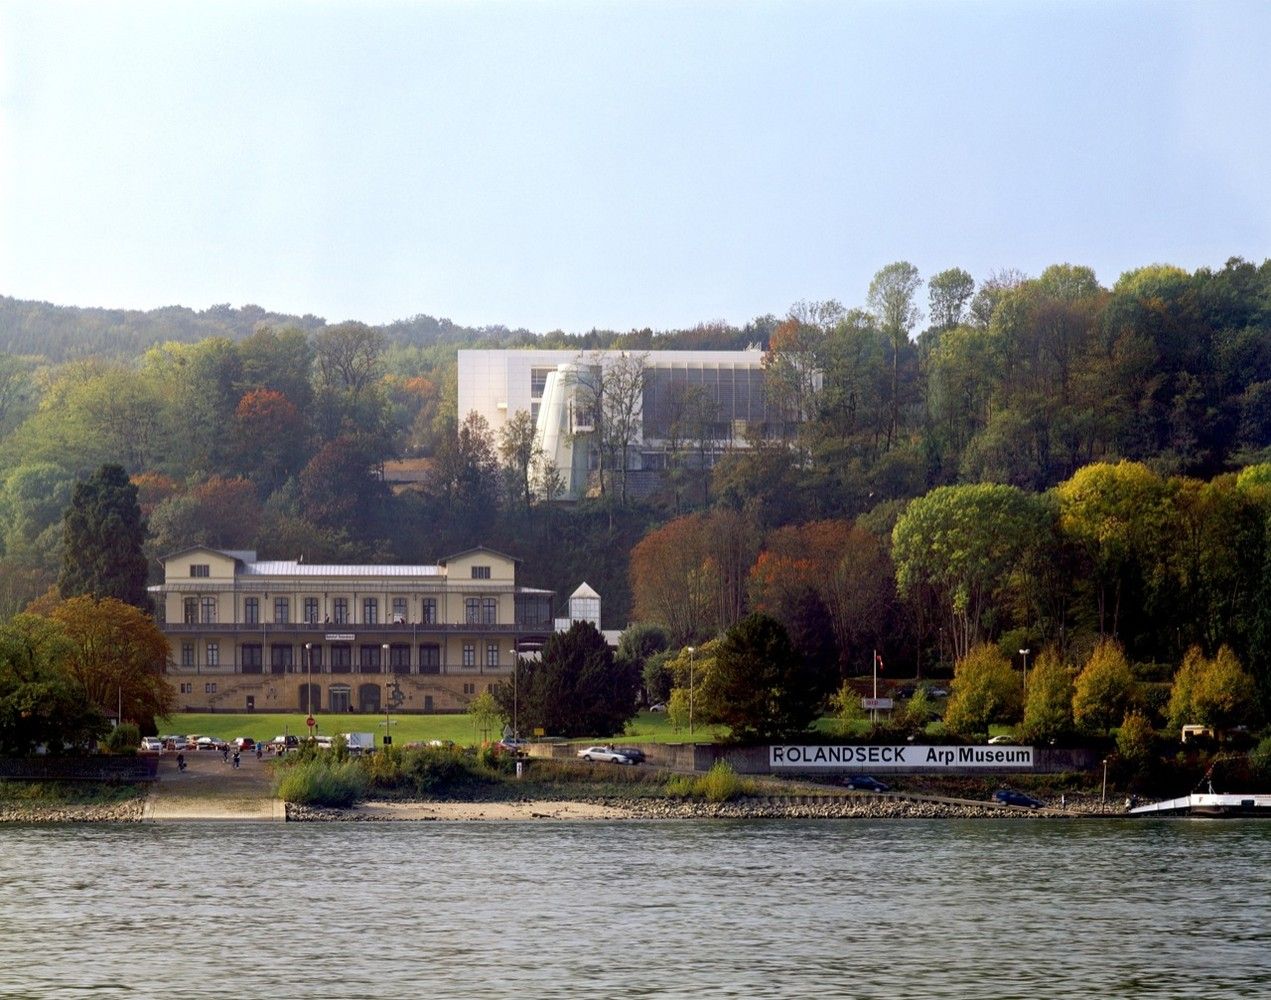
[[105, 723, 140, 755], [275, 759, 368, 807], [699, 760, 742, 802], [1251, 736, 1271, 782]]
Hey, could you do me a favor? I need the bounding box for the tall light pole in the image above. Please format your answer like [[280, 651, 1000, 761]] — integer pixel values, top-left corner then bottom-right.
[[510, 648, 519, 740], [304, 642, 313, 737], [382, 643, 391, 745], [1101, 757, 1109, 805], [1019, 648, 1031, 702], [686, 646, 696, 737]]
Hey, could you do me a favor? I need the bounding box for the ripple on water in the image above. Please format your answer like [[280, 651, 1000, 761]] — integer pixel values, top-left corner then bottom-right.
[[0, 819, 1269, 999]]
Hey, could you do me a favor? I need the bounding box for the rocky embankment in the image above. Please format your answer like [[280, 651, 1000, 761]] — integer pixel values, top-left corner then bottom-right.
[[288, 793, 1130, 822], [0, 800, 144, 823]]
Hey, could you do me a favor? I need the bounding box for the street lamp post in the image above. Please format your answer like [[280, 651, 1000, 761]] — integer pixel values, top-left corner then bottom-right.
[[1102, 757, 1109, 805], [382, 643, 391, 746], [1019, 648, 1031, 701], [510, 648, 519, 740], [304, 642, 313, 737], [686, 646, 696, 737]]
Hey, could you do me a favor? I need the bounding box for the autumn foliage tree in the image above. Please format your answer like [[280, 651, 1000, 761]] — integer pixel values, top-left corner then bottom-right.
[[50, 595, 174, 730], [944, 643, 1019, 737], [1071, 639, 1135, 736]]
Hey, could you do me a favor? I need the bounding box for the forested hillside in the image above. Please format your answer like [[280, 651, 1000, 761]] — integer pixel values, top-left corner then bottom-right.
[[1, 256, 1270, 715]]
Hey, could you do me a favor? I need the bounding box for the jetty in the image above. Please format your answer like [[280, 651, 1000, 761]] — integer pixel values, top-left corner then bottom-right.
[[1129, 792, 1271, 818]]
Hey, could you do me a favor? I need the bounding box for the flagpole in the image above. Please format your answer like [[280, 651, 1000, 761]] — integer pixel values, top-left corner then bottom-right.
[[872, 648, 878, 724]]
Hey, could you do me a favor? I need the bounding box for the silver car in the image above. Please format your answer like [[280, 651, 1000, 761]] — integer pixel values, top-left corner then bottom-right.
[[576, 746, 635, 764]]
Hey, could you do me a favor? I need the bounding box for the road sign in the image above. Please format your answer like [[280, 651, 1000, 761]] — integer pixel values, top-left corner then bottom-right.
[[861, 697, 894, 710], [306, 715, 315, 728]]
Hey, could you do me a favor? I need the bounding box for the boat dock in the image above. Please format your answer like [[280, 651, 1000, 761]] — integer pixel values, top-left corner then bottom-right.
[[1129, 793, 1271, 817]]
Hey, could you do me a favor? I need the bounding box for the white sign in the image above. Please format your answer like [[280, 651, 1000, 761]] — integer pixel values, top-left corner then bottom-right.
[[769, 745, 1034, 770], [861, 697, 894, 710], [324, 633, 355, 642]]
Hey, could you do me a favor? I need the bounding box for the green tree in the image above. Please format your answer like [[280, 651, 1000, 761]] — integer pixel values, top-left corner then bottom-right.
[[829, 679, 867, 736], [1072, 639, 1135, 735], [58, 464, 151, 611], [0, 614, 108, 755], [893, 483, 1049, 659], [698, 613, 826, 742], [927, 267, 975, 331], [1116, 710, 1156, 768], [944, 643, 1019, 737], [1194, 645, 1257, 730], [615, 623, 669, 704], [496, 621, 636, 738], [1020, 648, 1074, 743], [468, 690, 502, 743], [867, 261, 922, 449]]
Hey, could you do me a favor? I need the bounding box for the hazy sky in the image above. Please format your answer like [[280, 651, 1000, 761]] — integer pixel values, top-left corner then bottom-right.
[[2, 0, 1268, 332]]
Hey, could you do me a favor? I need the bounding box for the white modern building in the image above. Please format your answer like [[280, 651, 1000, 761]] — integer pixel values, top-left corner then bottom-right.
[[457, 349, 780, 498]]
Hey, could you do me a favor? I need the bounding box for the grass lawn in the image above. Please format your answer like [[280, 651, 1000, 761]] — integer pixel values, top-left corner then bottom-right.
[[162, 710, 720, 747]]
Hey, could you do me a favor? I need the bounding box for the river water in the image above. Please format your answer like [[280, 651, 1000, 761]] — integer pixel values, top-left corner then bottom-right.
[[1, 818, 1268, 999]]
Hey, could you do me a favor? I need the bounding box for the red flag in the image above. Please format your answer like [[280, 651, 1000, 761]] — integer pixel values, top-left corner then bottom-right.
[[875, 652, 884, 672]]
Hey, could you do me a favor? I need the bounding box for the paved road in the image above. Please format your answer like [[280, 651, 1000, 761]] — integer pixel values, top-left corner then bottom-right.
[[144, 748, 285, 822]]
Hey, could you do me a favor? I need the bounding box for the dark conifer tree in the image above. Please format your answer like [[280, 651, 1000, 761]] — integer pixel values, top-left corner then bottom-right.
[[59, 464, 151, 611]]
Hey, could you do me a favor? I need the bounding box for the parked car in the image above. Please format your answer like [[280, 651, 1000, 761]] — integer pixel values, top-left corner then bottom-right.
[[164, 736, 189, 751], [270, 735, 300, 751], [647, 703, 667, 713], [232, 737, 255, 751], [987, 734, 1015, 745], [139, 737, 163, 752], [195, 736, 226, 751], [497, 738, 530, 756], [614, 746, 646, 764], [576, 746, 636, 764], [993, 788, 1043, 808], [844, 775, 889, 792]]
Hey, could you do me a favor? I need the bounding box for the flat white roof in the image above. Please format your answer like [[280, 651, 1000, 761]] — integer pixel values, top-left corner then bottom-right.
[[243, 562, 442, 577]]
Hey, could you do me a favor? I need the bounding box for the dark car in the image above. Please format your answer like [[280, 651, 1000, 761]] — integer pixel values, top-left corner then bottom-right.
[[844, 775, 889, 792], [993, 788, 1043, 808], [614, 747, 646, 764]]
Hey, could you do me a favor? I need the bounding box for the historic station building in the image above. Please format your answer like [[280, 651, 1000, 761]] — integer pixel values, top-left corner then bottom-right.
[[150, 546, 557, 715]]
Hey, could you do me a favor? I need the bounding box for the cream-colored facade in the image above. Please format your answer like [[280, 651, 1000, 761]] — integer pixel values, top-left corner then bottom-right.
[[150, 546, 554, 715]]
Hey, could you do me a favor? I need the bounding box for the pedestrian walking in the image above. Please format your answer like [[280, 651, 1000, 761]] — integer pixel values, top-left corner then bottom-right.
[[222, 746, 229, 764], [232, 750, 240, 768]]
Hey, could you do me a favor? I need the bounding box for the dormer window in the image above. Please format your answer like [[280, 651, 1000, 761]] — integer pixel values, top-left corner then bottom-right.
[[190, 564, 210, 578], [471, 565, 491, 580]]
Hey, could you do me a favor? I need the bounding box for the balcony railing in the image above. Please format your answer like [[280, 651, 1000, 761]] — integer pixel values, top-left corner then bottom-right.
[[163, 621, 551, 634]]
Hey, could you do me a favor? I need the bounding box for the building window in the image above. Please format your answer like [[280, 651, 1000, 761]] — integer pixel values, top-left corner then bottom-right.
[[200, 597, 217, 624], [183, 598, 197, 624], [190, 564, 210, 578], [272, 597, 289, 624], [465, 598, 480, 624], [331, 645, 352, 674], [244, 597, 259, 625], [392, 597, 407, 623], [482, 598, 497, 625], [422, 598, 437, 625], [463, 683, 475, 695], [363, 598, 378, 624], [304, 645, 323, 671], [462, 643, 475, 667], [333, 598, 349, 625], [389, 644, 410, 673], [205, 682, 217, 694], [471, 565, 491, 580], [486, 642, 499, 668], [180, 682, 192, 694], [419, 644, 440, 674], [359, 645, 382, 674], [242, 644, 263, 675], [181, 643, 194, 667], [303, 598, 319, 624], [206, 642, 219, 667], [270, 645, 293, 675]]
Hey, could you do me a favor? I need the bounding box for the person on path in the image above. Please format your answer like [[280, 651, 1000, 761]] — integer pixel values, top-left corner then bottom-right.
[[255, 744, 263, 761], [232, 750, 241, 768], [222, 746, 229, 764], [176, 752, 186, 772]]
